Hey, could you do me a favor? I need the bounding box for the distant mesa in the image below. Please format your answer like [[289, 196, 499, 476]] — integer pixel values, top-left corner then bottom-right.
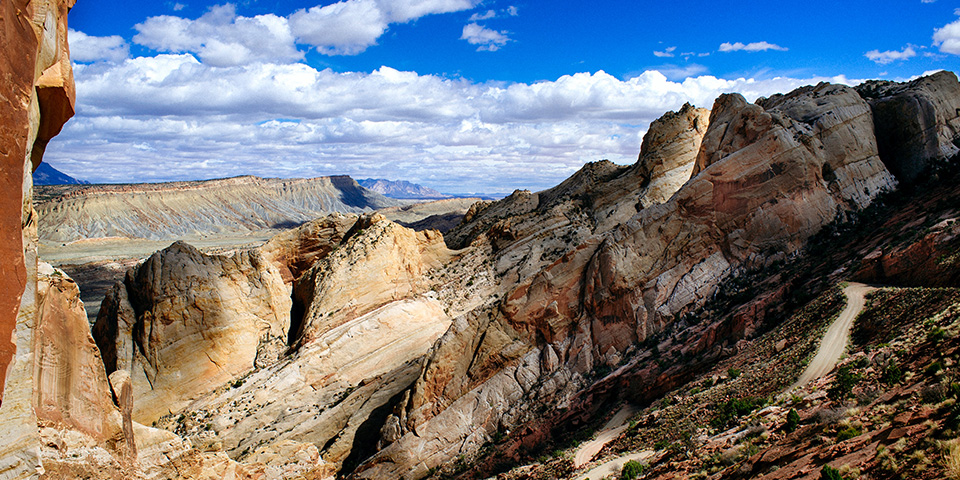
[[33, 162, 88, 185], [358, 178, 451, 200], [34, 175, 403, 243]]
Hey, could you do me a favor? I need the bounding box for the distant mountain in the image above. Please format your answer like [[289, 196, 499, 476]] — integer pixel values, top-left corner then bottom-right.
[[358, 178, 450, 199], [33, 162, 88, 185]]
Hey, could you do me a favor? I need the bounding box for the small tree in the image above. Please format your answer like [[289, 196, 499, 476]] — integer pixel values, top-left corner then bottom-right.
[[828, 365, 860, 400], [785, 408, 800, 432], [621, 460, 645, 479]]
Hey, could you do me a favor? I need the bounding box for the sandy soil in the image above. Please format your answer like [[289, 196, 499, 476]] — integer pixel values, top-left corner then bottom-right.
[[573, 404, 638, 468]]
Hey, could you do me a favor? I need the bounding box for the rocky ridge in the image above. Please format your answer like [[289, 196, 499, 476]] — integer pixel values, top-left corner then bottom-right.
[[35, 175, 403, 243]]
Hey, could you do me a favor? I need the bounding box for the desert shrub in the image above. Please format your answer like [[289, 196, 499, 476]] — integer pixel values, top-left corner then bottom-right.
[[821, 465, 842, 480], [836, 425, 861, 441], [815, 407, 847, 425], [927, 360, 945, 376], [929, 327, 947, 344], [620, 460, 645, 479], [713, 397, 765, 428], [785, 409, 800, 432], [922, 383, 948, 404], [828, 365, 860, 400], [728, 368, 742, 379], [882, 360, 903, 385]]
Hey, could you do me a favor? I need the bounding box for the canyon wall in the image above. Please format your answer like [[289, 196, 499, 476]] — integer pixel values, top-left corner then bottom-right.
[[0, 0, 76, 478]]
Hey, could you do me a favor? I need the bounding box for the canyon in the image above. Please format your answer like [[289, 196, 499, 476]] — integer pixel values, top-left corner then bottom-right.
[[4, 3, 960, 479]]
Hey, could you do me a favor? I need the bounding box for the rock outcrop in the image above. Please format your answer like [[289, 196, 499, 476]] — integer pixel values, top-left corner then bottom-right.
[[93, 241, 292, 424], [856, 70, 960, 183], [0, 0, 77, 477], [33, 266, 133, 479]]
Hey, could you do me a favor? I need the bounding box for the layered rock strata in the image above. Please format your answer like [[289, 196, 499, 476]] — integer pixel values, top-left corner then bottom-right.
[[0, 0, 76, 477], [36, 175, 402, 243], [355, 82, 901, 478], [88, 73, 960, 480]]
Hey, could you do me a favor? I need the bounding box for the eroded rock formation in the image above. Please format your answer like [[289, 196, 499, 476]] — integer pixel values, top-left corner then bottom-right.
[[0, 0, 76, 477], [856, 70, 960, 183]]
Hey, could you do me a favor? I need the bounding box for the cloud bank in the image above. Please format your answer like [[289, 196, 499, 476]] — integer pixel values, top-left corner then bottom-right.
[[51, 50, 858, 194]]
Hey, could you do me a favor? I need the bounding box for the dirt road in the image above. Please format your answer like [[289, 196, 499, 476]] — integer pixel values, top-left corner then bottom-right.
[[792, 282, 875, 388], [573, 404, 637, 468], [577, 450, 656, 480]]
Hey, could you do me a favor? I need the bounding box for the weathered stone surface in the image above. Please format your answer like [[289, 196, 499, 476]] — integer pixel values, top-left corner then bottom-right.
[[94, 241, 292, 424], [0, 0, 76, 478], [258, 213, 356, 284], [856, 70, 960, 183], [34, 264, 122, 443], [292, 214, 453, 346]]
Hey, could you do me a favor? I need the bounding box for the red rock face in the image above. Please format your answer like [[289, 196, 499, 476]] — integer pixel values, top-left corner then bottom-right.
[[0, 0, 76, 403], [0, 0, 38, 404]]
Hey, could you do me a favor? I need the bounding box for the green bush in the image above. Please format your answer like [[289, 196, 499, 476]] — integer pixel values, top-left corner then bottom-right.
[[882, 361, 903, 385], [728, 368, 742, 379], [713, 396, 765, 428], [620, 460, 645, 479], [828, 365, 860, 400], [836, 425, 861, 441], [926, 360, 945, 376], [785, 408, 800, 432], [821, 465, 842, 480]]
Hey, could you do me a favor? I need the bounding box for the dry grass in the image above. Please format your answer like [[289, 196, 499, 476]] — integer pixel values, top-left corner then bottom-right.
[[942, 439, 960, 480]]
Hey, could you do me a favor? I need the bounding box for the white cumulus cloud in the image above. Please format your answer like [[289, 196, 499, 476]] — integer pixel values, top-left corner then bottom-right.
[[68, 29, 130, 63], [461, 23, 511, 51], [719, 41, 788, 52], [864, 46, 917, 64], [653, 46, 676, 58], [134, 4, 303, 66], [934, 16, 960, 55], [134, 0, 480, 61]]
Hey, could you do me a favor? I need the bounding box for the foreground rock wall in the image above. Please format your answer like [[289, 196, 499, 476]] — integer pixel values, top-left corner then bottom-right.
[[0, 0, 76, 478]]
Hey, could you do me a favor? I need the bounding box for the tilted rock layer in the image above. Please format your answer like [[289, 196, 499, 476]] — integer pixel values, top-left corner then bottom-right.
[[81, 71, 960, 480]]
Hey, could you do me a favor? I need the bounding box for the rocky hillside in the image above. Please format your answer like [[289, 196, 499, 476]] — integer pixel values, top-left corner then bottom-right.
[[35, 175, 403, 243], [82, 71, 960, 480]]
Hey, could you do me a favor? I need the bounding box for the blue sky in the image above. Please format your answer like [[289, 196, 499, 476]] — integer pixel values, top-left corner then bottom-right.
[[49, 0, 960, 194]]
